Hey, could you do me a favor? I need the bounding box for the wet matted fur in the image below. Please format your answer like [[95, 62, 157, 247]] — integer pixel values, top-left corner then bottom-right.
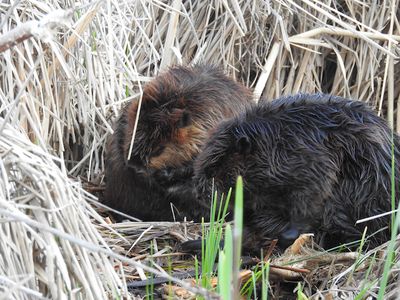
[[194, 93, 400, 250]]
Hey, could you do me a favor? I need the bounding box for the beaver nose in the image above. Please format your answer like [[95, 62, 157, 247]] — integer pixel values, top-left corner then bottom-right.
[[279, 227, 300, 249]]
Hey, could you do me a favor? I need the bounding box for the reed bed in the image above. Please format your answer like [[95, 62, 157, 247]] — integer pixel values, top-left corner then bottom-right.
[[0, 120, 130, 299], [1, 0, 400, 299]]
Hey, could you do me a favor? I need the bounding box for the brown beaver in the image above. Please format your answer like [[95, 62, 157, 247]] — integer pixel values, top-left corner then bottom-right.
[[194, 93, 400, 250], [103, 65, 253, 221]]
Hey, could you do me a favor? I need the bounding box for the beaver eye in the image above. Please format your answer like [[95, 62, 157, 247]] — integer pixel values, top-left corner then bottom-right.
[[151, 145, 165, 157]]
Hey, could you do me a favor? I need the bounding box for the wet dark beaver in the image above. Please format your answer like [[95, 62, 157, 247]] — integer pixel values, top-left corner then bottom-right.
[[103, 65, 253, 221], [194, 93, 400, 250]]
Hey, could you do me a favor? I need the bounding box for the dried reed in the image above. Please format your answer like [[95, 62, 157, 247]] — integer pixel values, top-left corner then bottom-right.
[[1, 0, 400, 298]]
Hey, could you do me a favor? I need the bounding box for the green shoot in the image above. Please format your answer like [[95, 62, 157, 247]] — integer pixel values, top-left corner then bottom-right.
[[261, 259, 270, 300], [218, 224, 233, 299], [215, 176, 244, 299], [201, 188, 232, 290], [232, 176, 244, 299], [296, 282, 308, 300], [377, 133, 400, 299]]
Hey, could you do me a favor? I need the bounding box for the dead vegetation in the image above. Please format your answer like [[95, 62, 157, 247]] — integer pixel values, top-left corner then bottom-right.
[[1, 0, 400, 299]]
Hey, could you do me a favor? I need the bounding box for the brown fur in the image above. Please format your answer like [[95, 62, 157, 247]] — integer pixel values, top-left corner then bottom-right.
[[103, 64, 253, 221]]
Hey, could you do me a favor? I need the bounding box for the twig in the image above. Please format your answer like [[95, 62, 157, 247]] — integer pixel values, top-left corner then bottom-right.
[[288, 27, 400, 44], [0, 9, 73, 53], [253, 42, 281, 102]]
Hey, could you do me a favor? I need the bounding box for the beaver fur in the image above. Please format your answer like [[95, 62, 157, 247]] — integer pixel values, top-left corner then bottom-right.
[[103, 65, 253, 221], [194, 93, 400, 250]]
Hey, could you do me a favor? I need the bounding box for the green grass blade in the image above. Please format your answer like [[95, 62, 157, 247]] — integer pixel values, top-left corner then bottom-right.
[[262, 260, 270, 300], [377, 133, 400, 299], [232, 176, 244, 299], [218, 224, 233, 299]]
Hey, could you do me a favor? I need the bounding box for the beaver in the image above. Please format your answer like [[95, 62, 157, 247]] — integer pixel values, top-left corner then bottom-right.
[[103, 65, 253, 221], [194, 93, 400, 250]]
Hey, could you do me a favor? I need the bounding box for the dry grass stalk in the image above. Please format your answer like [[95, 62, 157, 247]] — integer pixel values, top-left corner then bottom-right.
[[0, 121, 129, 299], [1, 0, 399, 178], [1, 0, 400, 298], [0, 121, 216, 299], [0, 9, 73, 53]]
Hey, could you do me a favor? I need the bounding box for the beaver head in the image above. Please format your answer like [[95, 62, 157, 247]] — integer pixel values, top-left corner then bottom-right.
[[121, 65, 253, 173]]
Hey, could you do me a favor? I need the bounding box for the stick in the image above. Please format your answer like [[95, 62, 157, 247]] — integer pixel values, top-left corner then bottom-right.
[[0, 9, 73, 53]]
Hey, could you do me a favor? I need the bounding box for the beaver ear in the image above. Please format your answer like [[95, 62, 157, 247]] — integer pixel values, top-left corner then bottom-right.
[[236, 136, 251, 155], [177, 111, 191, 128]]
